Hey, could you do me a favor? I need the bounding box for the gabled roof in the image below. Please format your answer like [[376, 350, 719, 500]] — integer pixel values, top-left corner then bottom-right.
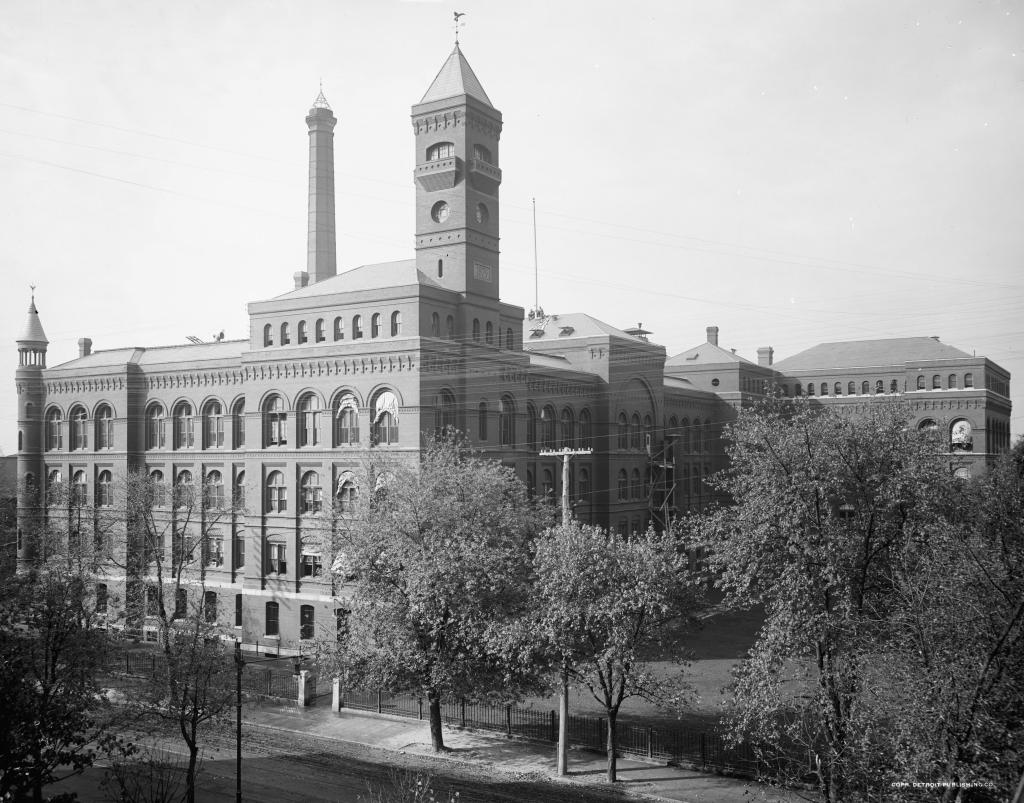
[[18, 297, 48, 344], [521, 312, 653, 343], [419, 44, 493, 106], [271, 260, 445, 301], [666, 341, 754, 366], [774, 337, 973, 371]]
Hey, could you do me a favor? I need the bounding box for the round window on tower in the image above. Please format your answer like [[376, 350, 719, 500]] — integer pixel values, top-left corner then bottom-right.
[[475, 203, 489, 224], [431, 201, 450, 224]]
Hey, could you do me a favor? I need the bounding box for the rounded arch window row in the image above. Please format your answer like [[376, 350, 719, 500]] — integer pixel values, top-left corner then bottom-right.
[[427, 310, 517, 351], [780, 372, 977, 399], [260, 388, 400, 449], [43, 402, 118, 452], [447, 395, 595, 450], [264, 467, 360, 516], [262, 310, 404, 349]]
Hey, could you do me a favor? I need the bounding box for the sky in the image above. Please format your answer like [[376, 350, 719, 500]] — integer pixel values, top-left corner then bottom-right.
[[1, 0, 1022, 455]]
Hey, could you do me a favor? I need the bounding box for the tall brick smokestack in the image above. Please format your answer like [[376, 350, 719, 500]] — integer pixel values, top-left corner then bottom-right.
[[306, 89, 337, 284]]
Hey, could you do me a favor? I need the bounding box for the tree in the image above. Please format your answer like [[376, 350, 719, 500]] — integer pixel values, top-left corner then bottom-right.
[[690, 397, 1023, 801], [0, 568, 127, 802], [332, 437, 549, 752], [533, 520, 700, 782], [108, 468, 237, 803]]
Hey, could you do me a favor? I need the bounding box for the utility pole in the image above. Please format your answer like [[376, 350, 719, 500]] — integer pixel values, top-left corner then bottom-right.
[[539, 445, 592, 776]]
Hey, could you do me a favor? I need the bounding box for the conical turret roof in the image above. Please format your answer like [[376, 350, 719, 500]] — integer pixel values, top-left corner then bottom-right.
[[419, 44, 493, 106], [19, 296, 49, 344]]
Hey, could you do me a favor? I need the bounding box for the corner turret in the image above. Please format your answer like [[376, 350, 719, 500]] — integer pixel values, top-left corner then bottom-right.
[[15, 290, 48, 570]]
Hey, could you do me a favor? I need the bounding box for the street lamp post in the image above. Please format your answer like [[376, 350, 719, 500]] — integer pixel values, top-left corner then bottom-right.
[[234, 640, 243, 803]]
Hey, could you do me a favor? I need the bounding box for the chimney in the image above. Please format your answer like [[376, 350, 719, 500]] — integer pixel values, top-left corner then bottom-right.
[[306, 90, 338, 284], [706, 326, 719, 346], [78, 337, 92, 357], [757, 346, 774, 367], [293, 271, 309, 290]]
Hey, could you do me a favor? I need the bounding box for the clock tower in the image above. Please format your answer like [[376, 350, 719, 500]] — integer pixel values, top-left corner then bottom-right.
[[412, 45, 502, 300]]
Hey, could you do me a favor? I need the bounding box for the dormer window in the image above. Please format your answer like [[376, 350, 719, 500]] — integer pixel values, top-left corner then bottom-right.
[[427, 142, 454, 161]]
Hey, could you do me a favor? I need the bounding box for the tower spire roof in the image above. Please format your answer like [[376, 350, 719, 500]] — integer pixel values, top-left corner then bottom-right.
[[19, 289, 48, 344], [419, 44, 493, 106]]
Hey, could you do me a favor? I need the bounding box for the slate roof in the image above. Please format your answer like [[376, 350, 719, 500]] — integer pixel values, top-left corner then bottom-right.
[[774, 337, 973, 371], [271, 260, 445, 301], [419, 45, 493, 106], [19, 298, 48, 344], [522, 312, 651, 343], [50, 340, 248, 371], [666, 341, 754, 366]]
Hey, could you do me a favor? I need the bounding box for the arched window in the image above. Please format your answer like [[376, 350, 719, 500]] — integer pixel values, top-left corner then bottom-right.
[[918, 418, 938, 432], [150, 470, 166, 507], [445, 315, 455, 340], [371, 313, 381, 338], [352, 315, 363, 340], [333, 316, 344, 341], [932, 375, 941, 390], [301, 471, 322, 514], [297, 394, 320, 447], [848, 381, 856, 395], [337, 474, 358, 513], [233, 471, 245, 509], [478, 401, 488, 441], [499, 396, 515, 446], [46, 469, 62, 505], [95, 405, 114, 449], [917, 375, 926, 390], [951, 419, 973, 452], [232, 398, 245, 449], [203, 400, 224, 448], [298, 321, 308, 344], [263, 395, 287, 447], [146, 404, 166, 450], [807, 383, 815, 397], [333, 394, 359, 446], [46, 408, 62, 451], [948, 374, 958, 389], [431, 312, 440, 337], [693, 419, 702, 452], [579, 408, 592, 448], [427, 141, 454, 161], [263, 324, 273, 347], [631, 468, 642, 499], [96, 471, 113, 507], [71, 470, 87, 507], [315, 319, 325, 343], [485, 321, 493, 345], [820, 383, 828, 396], [541, 405, 556, 449], [794, 383, 802, 397], [678, 418, 689, 453], [833, 382, 842, 396], [436, 390, 456, 436], [617, 469, 628, 501], [875, 380, 884, 394], [505, 328, 514, 350], [472, 143, 491, 162], [174, 402, 195, 449], [890, 379, 899, 393], [70, 406, 88, 451], [204, 591, 218, 623], [560, 408, 574, 448], [205, 470, 224, 509], [266, 471, 287, 513], [643, 414, 653, 449], [542, 469, 555, 502], [391, 311, 402, 337], [280, 322, 290, 346], [630, 413, 642, 449], [617, 413, 629, 449], [526, 469, 536, 498], [472, 319, 481, 342], [371, 391, 399, 446], [577, 468, 591, 508], [964, 372, 974, 388], [265, 601, 280, 636], [175, 470, 194, 509], [300, 605, 315, 640], [861, 380, 869, 395], [526, 403, 538, 449]]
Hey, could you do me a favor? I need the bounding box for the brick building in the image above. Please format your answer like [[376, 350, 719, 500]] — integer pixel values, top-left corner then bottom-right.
[[14, 45, 1012, 650]]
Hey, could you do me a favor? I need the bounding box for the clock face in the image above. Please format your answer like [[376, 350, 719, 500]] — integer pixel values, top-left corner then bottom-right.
[[475, 203, 489, 224], [431, 201, 450, 223]]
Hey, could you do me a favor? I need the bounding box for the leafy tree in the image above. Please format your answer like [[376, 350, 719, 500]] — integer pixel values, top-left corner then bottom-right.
[[0, 568, 127, 802], [533, 520, 699, 781], [690, 398, 1023, 801], [332, 437, 549, 752]]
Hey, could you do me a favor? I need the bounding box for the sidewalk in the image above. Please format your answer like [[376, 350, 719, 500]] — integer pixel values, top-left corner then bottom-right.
[[243, 700, 803, 803]]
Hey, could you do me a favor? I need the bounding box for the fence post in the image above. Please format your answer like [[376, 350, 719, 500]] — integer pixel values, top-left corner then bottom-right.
[[700, 733, 707, 770], [331, 678, 341, 712], [418, 697, 423, 720], [550, 711, 557, 743], [377, 689, 382, 714], [460, 698, 466, 728], [506, 704, 512, 737], [647, 727, 653, 759]]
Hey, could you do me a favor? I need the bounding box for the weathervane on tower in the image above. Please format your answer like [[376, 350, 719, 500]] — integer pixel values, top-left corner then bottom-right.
[[454, 11, 465, 44]]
